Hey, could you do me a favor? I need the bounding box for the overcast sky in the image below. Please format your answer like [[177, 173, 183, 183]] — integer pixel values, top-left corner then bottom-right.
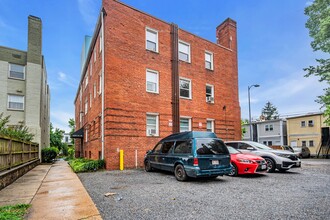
[[0, 0, 326, 132]]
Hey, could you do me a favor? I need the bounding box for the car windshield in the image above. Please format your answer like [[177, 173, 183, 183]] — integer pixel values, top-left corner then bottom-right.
[[227, 146, 240, 154], [196, 139, 229, 155], [248, 142, 273, 150]]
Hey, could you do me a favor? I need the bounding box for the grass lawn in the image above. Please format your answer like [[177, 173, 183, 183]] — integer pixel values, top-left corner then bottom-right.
[[0, 204, 30, 220]]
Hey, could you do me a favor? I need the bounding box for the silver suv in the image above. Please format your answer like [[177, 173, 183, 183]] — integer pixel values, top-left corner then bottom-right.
[[225, 141, 301, 172]]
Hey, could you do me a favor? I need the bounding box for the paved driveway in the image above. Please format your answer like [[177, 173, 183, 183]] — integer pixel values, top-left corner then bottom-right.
[[78, 159, 330, 220]]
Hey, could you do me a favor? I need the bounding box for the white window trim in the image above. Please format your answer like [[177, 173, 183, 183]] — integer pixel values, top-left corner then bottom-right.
[[93, 83, 96, 98], [99, 31, 102, 53], [146, 69, 159, 94], [180, 116, 192, 132], [179, 77, 192, 100], [178, 40, 191, 63], [205, 51, 214, 70], [89, 93, 92, 108], [8, 64, 26, 80], [85, 129, 88, 142], [206, 119, 215, 132], [7, 94, 25, 111], [98, 73, 102, 95], [206, 84, 214, 103], [146, 27, 159, 53], [146, 113, 159, 137], [301, 121, 306, 127]]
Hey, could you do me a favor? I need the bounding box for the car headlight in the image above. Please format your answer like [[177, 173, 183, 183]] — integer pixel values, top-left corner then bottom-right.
[[238, 159, 253, 163], [274, 153, 290, 158]]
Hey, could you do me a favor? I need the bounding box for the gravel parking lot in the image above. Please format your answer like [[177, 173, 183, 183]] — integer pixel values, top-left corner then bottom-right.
[[78, 159, 330, 220]]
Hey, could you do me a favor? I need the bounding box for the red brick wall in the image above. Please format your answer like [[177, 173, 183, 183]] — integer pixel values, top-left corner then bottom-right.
[[75, 0, 241, 170]]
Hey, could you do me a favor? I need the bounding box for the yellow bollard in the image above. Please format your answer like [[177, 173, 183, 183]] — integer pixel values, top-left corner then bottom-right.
[[120, 150, 124, 170]]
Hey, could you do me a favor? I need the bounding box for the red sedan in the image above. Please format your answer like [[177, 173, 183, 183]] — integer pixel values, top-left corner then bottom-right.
[[227, 146, 267, 176]]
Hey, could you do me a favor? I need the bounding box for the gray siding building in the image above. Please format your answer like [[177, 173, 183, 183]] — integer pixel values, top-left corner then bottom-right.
[[0, 15, 50, 156], [242, 119, 287, 146]]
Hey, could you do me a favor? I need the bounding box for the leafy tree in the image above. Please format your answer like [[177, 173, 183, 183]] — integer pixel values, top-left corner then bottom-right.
[[261, 101, 279, 120], [304, 0, 330, 124], [50, 123, 65, 151], [241, 119, 248, 137], [0, 113, 34, 142], [68, 118, 75, 144]]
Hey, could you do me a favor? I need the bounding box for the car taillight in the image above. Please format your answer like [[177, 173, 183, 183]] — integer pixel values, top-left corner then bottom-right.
[[193, 158, 198, 166]]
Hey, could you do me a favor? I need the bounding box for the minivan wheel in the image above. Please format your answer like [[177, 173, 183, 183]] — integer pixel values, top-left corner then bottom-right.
[[265, 158, 275, 173], [228, 163, 238, 176], [145, 160, 152, 172], [174, 164, 188, 181]]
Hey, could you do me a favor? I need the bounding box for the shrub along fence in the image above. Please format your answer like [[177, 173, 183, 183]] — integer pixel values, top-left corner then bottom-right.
[[0, 136, 39, 172]]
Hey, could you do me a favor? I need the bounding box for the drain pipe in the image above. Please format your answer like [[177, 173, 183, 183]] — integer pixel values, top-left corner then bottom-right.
[[101, 9, 105, 160]]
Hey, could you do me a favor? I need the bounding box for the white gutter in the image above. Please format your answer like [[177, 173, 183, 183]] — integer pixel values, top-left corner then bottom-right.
[[101, 10, 105, 160]]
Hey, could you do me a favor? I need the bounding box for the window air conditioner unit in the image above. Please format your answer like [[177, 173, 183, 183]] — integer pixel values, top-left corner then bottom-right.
[[206, 96, 214, 102], [308, 123, 314, 127], [148, 129, 157, 136]]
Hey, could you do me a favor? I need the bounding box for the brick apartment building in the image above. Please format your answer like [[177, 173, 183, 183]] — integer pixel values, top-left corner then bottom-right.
[[73, 0, 241, 170]]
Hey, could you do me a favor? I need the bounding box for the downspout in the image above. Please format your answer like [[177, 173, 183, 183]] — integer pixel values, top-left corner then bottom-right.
[[101, 9, 105, 159]]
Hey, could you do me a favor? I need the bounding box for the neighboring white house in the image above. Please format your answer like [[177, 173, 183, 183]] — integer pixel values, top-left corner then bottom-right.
[[62, 133, 73, 146]]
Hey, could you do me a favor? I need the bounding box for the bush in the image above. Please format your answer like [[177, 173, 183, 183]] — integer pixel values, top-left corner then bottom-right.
[[68, 158, 105, 173], [0, 204, 31, 220], [41, 147, 59, 163], [67, 147, 75, 160], [61, 144, 68, 156]]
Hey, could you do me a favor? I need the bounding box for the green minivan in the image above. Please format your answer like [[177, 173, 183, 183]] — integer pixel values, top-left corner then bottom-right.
[[144, 131, 232, 181]]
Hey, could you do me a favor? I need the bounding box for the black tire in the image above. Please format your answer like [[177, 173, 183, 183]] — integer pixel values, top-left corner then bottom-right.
[[228, 163, 238, 176], [264, 157, 276, 173], [144, 160, 152, 172], [174, 164, 188, 181]]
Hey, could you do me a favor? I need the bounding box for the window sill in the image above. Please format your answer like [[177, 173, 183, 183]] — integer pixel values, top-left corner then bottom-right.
[[8, 77, 25, 81], [179, 60, 191, 64], [147, 135, 159, 137], [206, 101, 215, 104], [146, 91, 159, 94], [146, 49, 159, 54], [180, 97, 192, 100], [205, 68, 214, 72], [7, 108, 24, 112]]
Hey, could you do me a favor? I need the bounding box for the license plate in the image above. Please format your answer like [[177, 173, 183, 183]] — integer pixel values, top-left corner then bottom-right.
[[261, 165, 267, 170], [212, 160, 219, 165]]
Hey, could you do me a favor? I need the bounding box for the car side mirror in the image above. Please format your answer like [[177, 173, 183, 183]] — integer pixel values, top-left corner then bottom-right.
[[247, 147, 255, 150]]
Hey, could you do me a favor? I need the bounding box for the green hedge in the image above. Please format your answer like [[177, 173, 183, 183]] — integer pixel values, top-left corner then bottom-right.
[[41, 147, 59, 163], [68, 158, 105, 173]]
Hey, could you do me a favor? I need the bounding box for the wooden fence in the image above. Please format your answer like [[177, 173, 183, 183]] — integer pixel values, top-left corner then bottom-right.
[[0, 136, 39, 172]]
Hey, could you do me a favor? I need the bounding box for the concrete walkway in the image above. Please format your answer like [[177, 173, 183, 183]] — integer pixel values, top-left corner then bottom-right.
[[0, 160, 102, 220]]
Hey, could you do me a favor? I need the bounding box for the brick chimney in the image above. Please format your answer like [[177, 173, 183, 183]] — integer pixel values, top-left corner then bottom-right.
[[216, 18, 237, 52], [27, 15, 42, 64]]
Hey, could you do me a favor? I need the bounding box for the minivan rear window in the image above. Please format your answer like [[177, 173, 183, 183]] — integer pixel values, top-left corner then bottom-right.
[[196, 139, 229, 155]]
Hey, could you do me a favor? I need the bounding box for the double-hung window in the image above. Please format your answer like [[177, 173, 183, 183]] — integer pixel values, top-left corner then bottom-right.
[[146, 69, 159, 93], [146, 28, 158, 52], [301, 121, 306, 127], [206, 119, 214, 132], [8, 94, 24, 110], [180, 78, 191, 99], [205, 51, 213, 70], [206, 84, 214, 103], [146, 113, 159, 136], [9, 64, 25, 80], [180, 117, 191, 132], [179, 41, 190, 62]]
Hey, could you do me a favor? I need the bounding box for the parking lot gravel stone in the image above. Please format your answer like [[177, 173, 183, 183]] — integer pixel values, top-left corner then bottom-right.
[[78, 159, 330, 220]]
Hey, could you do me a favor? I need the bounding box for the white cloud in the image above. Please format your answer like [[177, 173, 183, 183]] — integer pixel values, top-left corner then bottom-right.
[[77, 0, 99, 30], [50, 110, 74, 133], [305, 1, 313, 6], [57, 71, 77, 88], [240, 71, 326, 120]]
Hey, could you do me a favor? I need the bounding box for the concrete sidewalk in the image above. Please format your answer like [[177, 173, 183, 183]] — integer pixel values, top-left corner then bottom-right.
[[0, 160, 102, 219]]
